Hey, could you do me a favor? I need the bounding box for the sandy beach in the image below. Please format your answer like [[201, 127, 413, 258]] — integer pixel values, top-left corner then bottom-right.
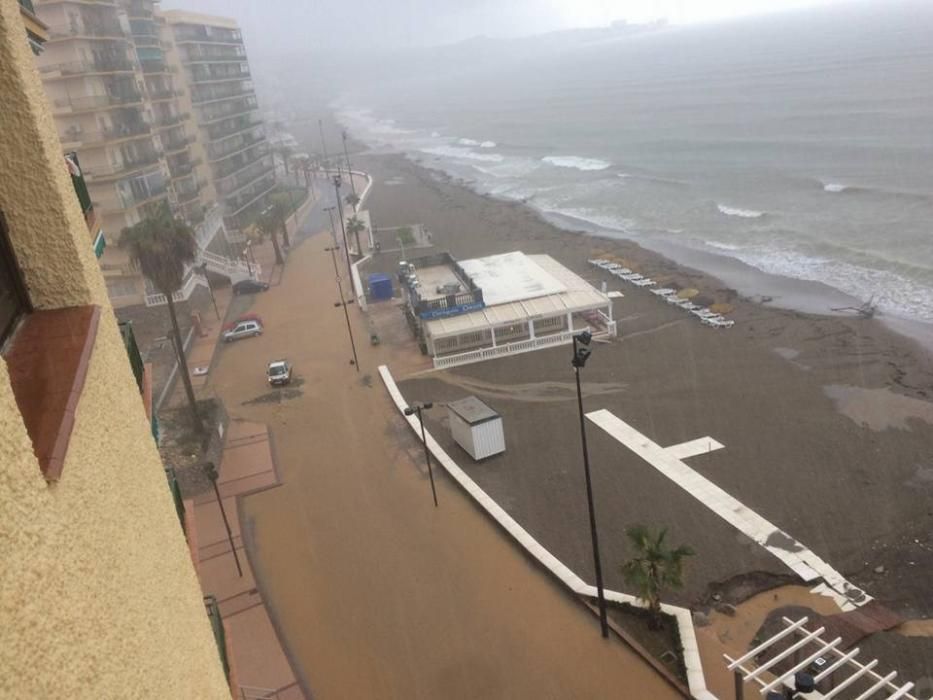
[[359, 151, 933, 634]]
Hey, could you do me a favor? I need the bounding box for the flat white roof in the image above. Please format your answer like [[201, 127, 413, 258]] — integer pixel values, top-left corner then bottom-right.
[[425, 254, 610, 339], [459, 251, 565, 306]]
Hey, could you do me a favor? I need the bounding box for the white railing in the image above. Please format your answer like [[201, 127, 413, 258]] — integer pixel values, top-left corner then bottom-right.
[[433, 327, 611, 370], [351, 254, 371, 311], [193, 205, 225, 250], [198, 248, 259, 283], [144, 270, 207, 307]]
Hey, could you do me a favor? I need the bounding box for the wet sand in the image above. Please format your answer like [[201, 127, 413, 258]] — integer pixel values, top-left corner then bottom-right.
[[359, 152, 933, 639], [207, 219, 681, 698]]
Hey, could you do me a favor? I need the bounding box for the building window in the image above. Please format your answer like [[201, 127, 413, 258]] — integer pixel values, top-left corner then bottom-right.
[[0, 212, 30, 348]]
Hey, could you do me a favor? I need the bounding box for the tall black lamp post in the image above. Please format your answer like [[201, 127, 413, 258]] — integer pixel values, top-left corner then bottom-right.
[[205, 461, 242, 577], [572, 330, 609, 638], [342, 130, 357, 198], [325, 245, 360, 371], [403, 402, 438, 508], [332, 175, 354, 279]]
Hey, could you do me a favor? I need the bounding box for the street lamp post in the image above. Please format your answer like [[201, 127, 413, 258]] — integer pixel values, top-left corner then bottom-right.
[[205, 462, 242, 577], [572, 330, 609, 638], [242, 242, 253, 277], [318, 118, 329, 175], [333, 175, 354, 279], [325, 245, 360, 371], [403, 402, 438, 508], [342, 130, 357, 198]]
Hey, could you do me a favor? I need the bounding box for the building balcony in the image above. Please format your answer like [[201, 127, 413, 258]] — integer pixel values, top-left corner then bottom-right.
[[169, 161, 195, 179], [227, 176, 276, 217], [140, 59, 174, 75], [207, 116, 262, 142], [147, 86, 181, 101], [121, 183, 168, 209], [52, 91, 144, 113], [191, 83, 254, 106], [208, 131, 265, 162], [213, 143, 270, 178], [124, 2, 153, 19], [199, 99, 257, 125], [87, 153, 161, 181], [174, 28, 242, 45], [189, 68, 250, 85], [162, 135, 192, 155], [153, 111, 189, 129], [65, 121, 151, 147], [47, 22, 128, 41], [39, 56, 134, 77], [183, 50, 246, 64], [216, 160, 274, 196], [176, 182, 201, 204]]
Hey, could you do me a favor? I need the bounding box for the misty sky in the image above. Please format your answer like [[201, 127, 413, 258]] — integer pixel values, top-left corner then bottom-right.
[[160, 0, 854, 53]]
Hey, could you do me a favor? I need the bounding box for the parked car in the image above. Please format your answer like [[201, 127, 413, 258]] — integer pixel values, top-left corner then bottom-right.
[[222, 313, 264, 333], [266, 360, 292, 386], [223, 320, 262, 342], [232, 279, 270, 295]]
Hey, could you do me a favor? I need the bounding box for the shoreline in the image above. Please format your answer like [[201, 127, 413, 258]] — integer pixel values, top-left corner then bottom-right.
[[539, 207, 933, 353]]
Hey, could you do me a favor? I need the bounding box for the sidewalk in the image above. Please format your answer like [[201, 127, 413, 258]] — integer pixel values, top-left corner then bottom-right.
[[192, 419, 304, 699]]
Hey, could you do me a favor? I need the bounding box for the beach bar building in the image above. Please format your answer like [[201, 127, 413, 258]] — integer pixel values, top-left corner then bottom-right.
[[401, 251, 616, 369]]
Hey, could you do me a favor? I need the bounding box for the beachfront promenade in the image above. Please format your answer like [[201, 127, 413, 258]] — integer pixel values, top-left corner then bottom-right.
[[206, 214, 682, 697]]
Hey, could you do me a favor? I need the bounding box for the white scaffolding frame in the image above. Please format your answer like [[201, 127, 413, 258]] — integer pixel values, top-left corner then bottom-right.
[[724, 617, 927, 700]]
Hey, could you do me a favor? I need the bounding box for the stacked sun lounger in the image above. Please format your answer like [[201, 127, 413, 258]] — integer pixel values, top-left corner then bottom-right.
[[588, 258, 735, 329]]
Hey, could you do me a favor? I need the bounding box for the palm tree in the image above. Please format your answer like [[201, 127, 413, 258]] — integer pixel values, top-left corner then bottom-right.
[[346, 215, 366, 256], [620, 525, 694, 629], [254, 209, 284, 265], [275, 145, 293, 180], [345, 192, 360, 211], [120, 204, 203, 434], [270, 197, 292, 248]]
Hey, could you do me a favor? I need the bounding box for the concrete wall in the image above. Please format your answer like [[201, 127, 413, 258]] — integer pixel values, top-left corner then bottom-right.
[[0, 4, 231, 698]]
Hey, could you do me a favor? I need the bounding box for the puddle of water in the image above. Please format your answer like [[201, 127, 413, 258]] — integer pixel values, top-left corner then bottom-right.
[[824, 385, 933, 431], [773, 347, 799, 360]]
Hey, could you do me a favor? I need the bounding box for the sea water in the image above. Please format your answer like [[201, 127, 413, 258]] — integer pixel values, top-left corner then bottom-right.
[[336, 0, 933, 326]]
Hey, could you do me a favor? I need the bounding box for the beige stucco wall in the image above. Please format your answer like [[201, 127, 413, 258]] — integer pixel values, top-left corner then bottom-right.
[[0, 4, 231, 698]]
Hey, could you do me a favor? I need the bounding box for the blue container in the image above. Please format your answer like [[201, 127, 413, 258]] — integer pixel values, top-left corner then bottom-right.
[[369, 273, 393, 301]]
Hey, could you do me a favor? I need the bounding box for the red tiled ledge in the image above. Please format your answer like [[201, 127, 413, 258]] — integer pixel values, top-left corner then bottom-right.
[[4, 305, 100, 481]]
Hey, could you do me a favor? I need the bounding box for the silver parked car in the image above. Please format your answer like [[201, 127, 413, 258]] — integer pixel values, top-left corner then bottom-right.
[[223, 320, 262, 342]]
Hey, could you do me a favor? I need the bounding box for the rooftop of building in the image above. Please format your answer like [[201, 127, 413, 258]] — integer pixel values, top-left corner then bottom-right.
[[421, 252, 610, 338]]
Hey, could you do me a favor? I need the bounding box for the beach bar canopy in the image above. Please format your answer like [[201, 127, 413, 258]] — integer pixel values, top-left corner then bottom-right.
[[423, 252, 616, 369]]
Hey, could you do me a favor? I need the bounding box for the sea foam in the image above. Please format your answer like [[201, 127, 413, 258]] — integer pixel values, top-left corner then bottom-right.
[[823, 183, 848, 193], [542, 155, 611, 171], [420, 146, 504, 162], [717, 204, 765, 219]]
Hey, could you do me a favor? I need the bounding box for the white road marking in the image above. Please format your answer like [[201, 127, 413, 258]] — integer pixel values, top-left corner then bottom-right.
[[586, 408, 870, 608], [665, 437, 725, 460]]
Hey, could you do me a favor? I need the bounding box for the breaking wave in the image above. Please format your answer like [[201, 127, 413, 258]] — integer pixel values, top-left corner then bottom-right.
[[542, 155, 611, 171]]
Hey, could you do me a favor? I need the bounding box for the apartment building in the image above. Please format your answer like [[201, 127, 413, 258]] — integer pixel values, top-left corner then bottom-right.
[[32, 0, 225, 307], [0, 2, 232, 694], [163, 10, 275, 238]]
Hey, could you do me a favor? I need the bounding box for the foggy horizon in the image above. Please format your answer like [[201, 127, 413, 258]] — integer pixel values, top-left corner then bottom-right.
[[158, 0, 858, 54]]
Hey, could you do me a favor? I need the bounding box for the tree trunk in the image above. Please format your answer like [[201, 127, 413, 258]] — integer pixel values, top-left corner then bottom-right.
[[353, 228, 362, 257], [166, 292, 203, 434], [280, 215, 290, 248], [271, 230, 284, 265]]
